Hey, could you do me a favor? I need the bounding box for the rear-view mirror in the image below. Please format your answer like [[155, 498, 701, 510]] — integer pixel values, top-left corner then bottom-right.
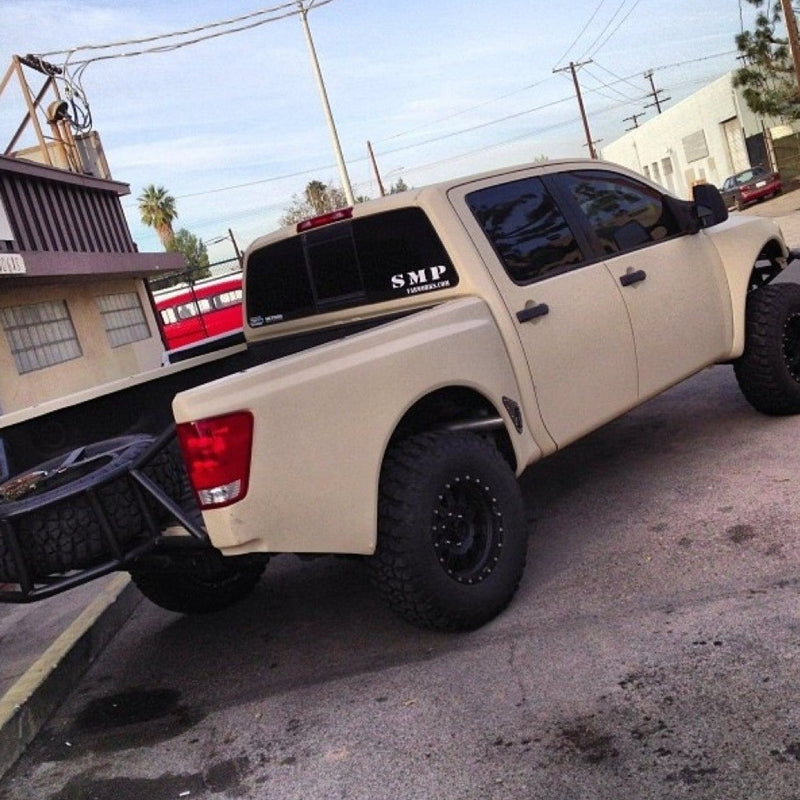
[[693, 183, 729, 228]]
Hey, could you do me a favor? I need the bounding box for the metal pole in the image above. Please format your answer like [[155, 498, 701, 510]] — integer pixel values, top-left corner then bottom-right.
[[298, 1, 355, 206]]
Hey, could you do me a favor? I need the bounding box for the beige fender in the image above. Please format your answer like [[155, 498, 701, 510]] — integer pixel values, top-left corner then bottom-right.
[[172, 297, 541, 556], [704, 214, 789, 358]]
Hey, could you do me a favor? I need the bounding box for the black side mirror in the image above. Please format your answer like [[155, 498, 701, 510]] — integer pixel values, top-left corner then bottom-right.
[[692, 183, 728, 229]]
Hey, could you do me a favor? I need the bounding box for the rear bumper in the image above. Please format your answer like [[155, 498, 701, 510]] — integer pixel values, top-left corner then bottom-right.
[[0, 428, 211, 604]]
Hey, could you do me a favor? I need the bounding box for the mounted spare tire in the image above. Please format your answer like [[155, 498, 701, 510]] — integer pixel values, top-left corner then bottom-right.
[[0, 435, 184, 583]]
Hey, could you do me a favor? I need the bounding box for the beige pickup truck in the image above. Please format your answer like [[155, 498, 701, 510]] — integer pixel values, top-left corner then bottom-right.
[[2, 159, 798, 630]]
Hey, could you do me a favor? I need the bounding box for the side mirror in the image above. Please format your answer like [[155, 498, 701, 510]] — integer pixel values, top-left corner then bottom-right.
[[692, 183, 728, 229]]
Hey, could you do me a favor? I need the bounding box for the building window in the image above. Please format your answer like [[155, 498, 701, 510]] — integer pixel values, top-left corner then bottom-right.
[[651, 162, 662, 183], [682, 130, 709, 163], [0, 300, 82, 374], [97, 292, 151, 347]]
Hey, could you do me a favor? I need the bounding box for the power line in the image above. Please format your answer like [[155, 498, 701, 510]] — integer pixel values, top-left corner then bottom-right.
[[577, 0, 642, 60], [591, 59, 645, 95], [39, 1, 333, 64], [28, 1, 337, 139], [582, 65, 641, 103], [553, 0, 608, 67], [376, 76, 555, 144], [127, 50, 736, 210]]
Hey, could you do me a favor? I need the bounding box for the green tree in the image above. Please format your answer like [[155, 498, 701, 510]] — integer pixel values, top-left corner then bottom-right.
[[166, 228, 211, 282], [279, 180, 367, 226], [388, 177, 409, 194], [734, 0, 800, 119], [138, 184, 178, 248]]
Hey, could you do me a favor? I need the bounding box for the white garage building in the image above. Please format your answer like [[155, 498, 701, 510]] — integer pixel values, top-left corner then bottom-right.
[[600, 72, 798, 199]]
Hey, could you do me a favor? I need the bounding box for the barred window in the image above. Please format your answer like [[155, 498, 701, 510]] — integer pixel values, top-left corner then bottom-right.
[[97, 292, 151, 348], [0, 300, 82, 374]]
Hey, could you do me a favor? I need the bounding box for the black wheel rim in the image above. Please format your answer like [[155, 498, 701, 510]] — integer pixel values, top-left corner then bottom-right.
[[431, 475, 503, 584], [783, 312, 800, 382]]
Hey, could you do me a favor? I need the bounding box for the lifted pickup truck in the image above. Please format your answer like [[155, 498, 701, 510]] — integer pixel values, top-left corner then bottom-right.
[[1, 159, 797, 631]]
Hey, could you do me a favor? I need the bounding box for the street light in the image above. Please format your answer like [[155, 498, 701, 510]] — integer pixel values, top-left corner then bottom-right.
[[297, 0, 355, 206]]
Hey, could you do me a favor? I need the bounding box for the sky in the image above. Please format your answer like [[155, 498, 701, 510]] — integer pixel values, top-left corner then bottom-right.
[[1, 0, 762, 263]]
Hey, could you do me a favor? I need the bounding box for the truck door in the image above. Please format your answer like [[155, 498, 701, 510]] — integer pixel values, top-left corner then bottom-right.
[[551, 169, 733, 400], [456, 174, 638, 448]]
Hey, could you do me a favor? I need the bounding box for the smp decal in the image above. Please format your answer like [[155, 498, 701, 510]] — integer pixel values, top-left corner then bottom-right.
[[390, 265, 452, 295]]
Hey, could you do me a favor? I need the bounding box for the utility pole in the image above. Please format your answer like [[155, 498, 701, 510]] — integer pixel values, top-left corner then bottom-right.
[[297, 1, 355, 206], [643, 69, 670, 114], [554, 60, 597, 159], [623, 112, 645, 131], [367, 140, 386, 197], [780, 0, 800, 91], [228, 228, 243, 268]]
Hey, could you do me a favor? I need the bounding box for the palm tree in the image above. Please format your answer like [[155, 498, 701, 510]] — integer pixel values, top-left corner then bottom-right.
[[138, 185, 178, 249]]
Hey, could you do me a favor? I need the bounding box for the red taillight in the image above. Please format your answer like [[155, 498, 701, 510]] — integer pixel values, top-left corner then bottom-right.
[[296, 206, 353, 232], [176, 411, 253, 509]]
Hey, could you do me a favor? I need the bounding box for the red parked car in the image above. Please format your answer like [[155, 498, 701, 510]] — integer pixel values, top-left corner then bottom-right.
[[720, 165, 782, 211]]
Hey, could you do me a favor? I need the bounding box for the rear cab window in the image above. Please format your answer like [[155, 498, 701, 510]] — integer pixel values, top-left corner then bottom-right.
[[245, 208, 458, 328]]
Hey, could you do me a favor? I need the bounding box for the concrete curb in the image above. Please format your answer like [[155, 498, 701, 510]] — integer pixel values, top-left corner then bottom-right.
[[0, 574, 140, 780]]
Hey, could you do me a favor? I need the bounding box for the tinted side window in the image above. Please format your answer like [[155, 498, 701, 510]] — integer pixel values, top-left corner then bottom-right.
[[466, 177, 584, 284], [558, 170, 682, 255], [245, 208, 457, 327]]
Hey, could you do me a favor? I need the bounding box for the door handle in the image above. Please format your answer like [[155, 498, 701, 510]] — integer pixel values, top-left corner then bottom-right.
[[516, 302, 550, 323], [619, 269, 647, 287]]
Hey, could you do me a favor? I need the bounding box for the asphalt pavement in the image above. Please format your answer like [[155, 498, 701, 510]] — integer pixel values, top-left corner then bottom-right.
[[1, 185, 800, 784], [0, 575, 140, 779]]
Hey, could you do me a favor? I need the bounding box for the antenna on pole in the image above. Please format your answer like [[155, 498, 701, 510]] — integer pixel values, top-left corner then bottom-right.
[[553, 60, 597, 159]]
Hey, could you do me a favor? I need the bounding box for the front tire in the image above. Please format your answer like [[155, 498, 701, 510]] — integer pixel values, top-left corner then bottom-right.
[[734, 283, 800, 415], [369, 432, 528, 631]]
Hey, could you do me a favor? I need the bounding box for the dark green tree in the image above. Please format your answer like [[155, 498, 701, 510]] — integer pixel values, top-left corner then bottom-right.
[[166, 228, 211, 282], [388, 177, 409, 194], [734, 0, 800, 119]]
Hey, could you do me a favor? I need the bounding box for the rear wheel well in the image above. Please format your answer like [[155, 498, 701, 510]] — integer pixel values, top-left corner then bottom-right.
[[388, 386, 517, 471], [748, 238, 786, 291]]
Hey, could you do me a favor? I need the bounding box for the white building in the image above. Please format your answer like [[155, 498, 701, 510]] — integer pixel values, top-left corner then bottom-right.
[[600, 72, 791, 199]]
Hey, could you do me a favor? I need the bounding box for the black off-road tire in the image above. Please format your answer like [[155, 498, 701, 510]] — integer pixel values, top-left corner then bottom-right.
[[368, 431, 528, 631], [130, 553, 266, 614], [0, 436, 184, 582], [734, 283, 800, 415]]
